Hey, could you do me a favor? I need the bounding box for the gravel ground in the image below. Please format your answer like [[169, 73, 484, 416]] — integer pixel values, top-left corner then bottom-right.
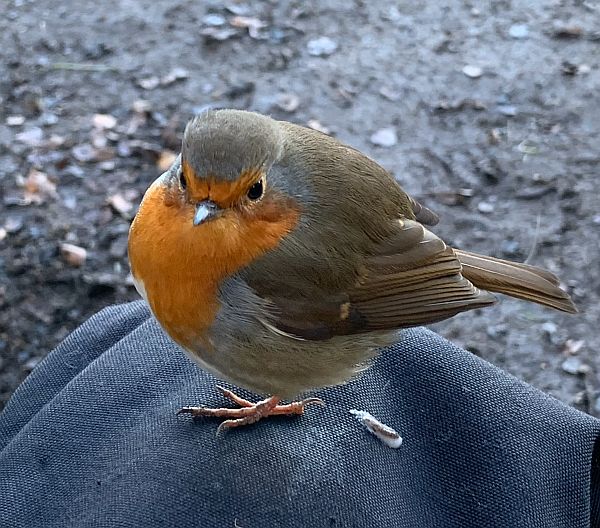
[[1, 0, 599, 412]]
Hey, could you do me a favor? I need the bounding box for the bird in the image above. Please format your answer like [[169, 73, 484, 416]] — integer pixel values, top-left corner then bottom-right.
[[128, 109, 577, 432]]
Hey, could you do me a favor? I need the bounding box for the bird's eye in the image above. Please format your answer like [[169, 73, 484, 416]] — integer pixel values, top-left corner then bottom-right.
[[179, 169, 187, 190], [247, 179, 264, 200]]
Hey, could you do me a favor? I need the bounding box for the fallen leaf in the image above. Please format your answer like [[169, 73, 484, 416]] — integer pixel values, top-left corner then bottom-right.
[[157, 150, 177, 171], [60, 243, 87, 267], [551, 22, 584, 39], [230, 16, 267, 38], [564, 339, 585, 355], [21, 169, 57, 204]]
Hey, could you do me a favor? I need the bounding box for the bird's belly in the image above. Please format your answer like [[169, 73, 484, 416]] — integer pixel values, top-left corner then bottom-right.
[[186, 323, 397, 398]]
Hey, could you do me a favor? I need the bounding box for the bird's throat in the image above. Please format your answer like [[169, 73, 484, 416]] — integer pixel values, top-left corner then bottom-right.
[[128, 181, 300, 349]]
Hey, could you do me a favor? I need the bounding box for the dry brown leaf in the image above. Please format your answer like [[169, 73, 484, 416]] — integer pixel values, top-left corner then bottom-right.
[[60, 243, 87, 267], [229, 16, 267, 38], [564, 339, 585, 355], [22, 169, 58, 205]]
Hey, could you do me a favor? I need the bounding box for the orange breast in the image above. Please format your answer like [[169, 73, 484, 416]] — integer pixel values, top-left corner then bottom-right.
[[128, 180, 299, 350]]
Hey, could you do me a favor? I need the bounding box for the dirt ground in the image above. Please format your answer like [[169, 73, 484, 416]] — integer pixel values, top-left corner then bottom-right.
[[1, 0, 599, 412]]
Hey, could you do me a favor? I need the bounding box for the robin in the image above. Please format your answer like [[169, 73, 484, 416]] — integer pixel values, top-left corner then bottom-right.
[[128, 109, 576, 432]]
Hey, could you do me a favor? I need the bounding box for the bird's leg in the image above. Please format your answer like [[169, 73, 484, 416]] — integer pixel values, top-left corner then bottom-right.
[[178, 386, 325, 433]]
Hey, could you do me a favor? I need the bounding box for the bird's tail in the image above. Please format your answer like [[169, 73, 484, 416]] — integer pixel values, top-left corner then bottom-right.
[[454, 249, 577, 314]]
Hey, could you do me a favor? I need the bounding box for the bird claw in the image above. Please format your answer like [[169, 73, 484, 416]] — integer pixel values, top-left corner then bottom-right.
[[178, 388, 325, 432]]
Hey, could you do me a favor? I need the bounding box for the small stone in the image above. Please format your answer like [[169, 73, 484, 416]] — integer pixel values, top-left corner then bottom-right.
[[509, 24, 529, 39], [72, 143, 96, 162], [0, 228, 6, 241], [4, 216, 23, 233], [24, 357, 41, 371], [92, 114, 117, 129], [108, 193, 134, 217], [477, 201, 495, 214], [497, 104, 517, 116], [161, 67, 189, 86], [6, 115, 25, 126], [462, 65, 483, 78], [202, 14, 226, 26], [40, 112, 58, 125], [109, 236, 128, 258], [138, 76, 160, 90], [132, 99, 152, 114], [541, 322, 558, 335], [306, 119, 330, 134], [561, 356, 590, 375], [99, 160, 115, 171], [379, 86, 402, 101], [60, 243, 87, 267], [486, 324, 508, 338], [16, 127, 44, 146], [307, 36, 338, 57], [592, 214, 600, 225], [370, 127, 397, 147], [276, 93, 300, 112], [500, 239, 520, 256]]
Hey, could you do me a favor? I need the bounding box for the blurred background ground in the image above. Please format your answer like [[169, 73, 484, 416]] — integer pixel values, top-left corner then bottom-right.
[[0, 0, 599, 412]]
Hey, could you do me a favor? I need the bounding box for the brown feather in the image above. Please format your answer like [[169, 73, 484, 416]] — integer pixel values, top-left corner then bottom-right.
[[454, 250, 577, 313]]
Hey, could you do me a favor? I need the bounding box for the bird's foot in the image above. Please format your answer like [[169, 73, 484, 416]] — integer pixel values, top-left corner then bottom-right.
[[178, 386, 325, 433]]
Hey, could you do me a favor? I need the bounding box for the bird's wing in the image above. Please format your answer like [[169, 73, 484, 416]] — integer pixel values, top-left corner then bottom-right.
[[251, 218, 495, 341]]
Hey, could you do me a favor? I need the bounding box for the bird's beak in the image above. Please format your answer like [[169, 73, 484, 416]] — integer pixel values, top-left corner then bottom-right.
[[193, 200, 219, 226]]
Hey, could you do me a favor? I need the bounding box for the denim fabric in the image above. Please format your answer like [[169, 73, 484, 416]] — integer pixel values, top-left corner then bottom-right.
[[1, 301, 599, 527]]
